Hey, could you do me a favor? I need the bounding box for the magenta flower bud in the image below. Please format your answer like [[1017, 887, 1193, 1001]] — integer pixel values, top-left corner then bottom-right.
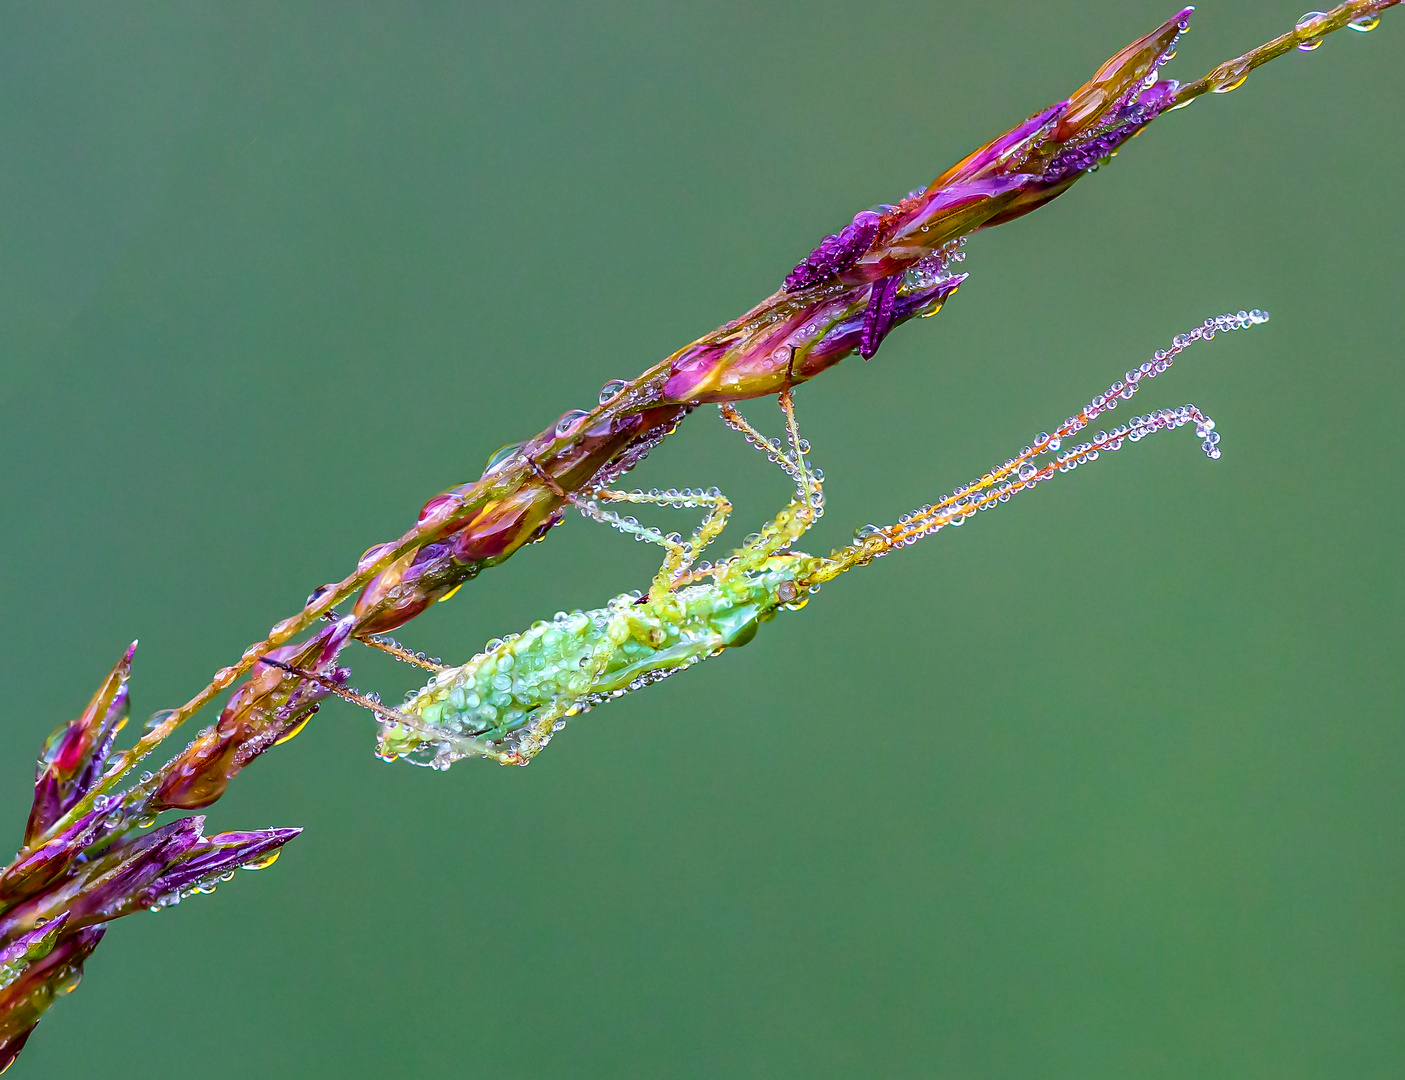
[[352, 405, 685, 635], [156, 618, 354, 811], [0, 817, 298, 1066], [25, 643, 135, 846], [0, 810, 107, 908]]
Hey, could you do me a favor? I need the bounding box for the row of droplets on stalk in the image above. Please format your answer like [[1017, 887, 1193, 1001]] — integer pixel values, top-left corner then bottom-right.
[[1204, 6, 1383, 97]]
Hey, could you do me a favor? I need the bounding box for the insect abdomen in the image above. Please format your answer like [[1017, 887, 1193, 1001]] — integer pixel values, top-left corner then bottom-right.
[[382, 577, 781, 764], [392, 611, 610, 751]]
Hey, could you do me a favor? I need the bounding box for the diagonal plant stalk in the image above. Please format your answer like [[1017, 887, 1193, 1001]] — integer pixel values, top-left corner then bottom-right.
[[1, 0, 1396, 1069]]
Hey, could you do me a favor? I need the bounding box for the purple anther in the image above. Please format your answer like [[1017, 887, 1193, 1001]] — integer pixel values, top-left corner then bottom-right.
[[859, 276, 903, 360], [784, 210, 882, 291]]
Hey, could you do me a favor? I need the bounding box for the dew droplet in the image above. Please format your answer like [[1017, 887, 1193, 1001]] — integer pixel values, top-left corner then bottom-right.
[[484, 442, 524, 473], [1295, 10, 1327, 50], [357, 542, 395, 573], [146, 709, 176, 732], [269, 616, 299, 638], [242, 850, 282, 871], [1210, 58, 1249, 92], [555, 410, 589, 437], [1349, 13, 1380, 31], [598, 379, 629, 404]]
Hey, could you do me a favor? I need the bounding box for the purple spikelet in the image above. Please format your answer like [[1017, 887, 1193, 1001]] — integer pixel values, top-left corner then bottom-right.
[[784, 210, 881, 291], [859, 276, 903, 359], [0, 648, 306, 1070]]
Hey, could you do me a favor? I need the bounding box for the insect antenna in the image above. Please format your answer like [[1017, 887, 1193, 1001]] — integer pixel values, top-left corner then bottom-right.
[[259, 656, 425, 732], [806, 309, 1269, 583]]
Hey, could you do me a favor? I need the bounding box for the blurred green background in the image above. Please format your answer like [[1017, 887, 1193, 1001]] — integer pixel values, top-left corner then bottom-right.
[[2, 2, 1400, 1076]]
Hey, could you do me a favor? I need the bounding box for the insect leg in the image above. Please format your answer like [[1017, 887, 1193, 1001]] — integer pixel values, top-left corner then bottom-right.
[[352, 632, 449, 673], [259, 658, 515, 764], [569, 484, 734, 596], [317, 611, 449, 673], [584, 486, 733, 593], [718, 387, 825, 565], [778, 386, 816, 511], [717, 402, 800, 478], [505, 692, 581, 763]]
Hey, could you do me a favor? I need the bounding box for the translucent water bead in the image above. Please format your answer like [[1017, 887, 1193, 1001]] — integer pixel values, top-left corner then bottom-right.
[[1296, 10, 1328, 50], [1083, 309, 1267, 423], [556, 410, 590, 437]]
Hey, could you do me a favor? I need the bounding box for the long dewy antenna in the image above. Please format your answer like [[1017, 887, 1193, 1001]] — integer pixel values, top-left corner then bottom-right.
[[807, 309, 1269, 583]]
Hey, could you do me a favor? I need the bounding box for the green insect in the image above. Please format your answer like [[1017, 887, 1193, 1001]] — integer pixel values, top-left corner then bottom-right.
[[275, 310, 1265, 768]]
